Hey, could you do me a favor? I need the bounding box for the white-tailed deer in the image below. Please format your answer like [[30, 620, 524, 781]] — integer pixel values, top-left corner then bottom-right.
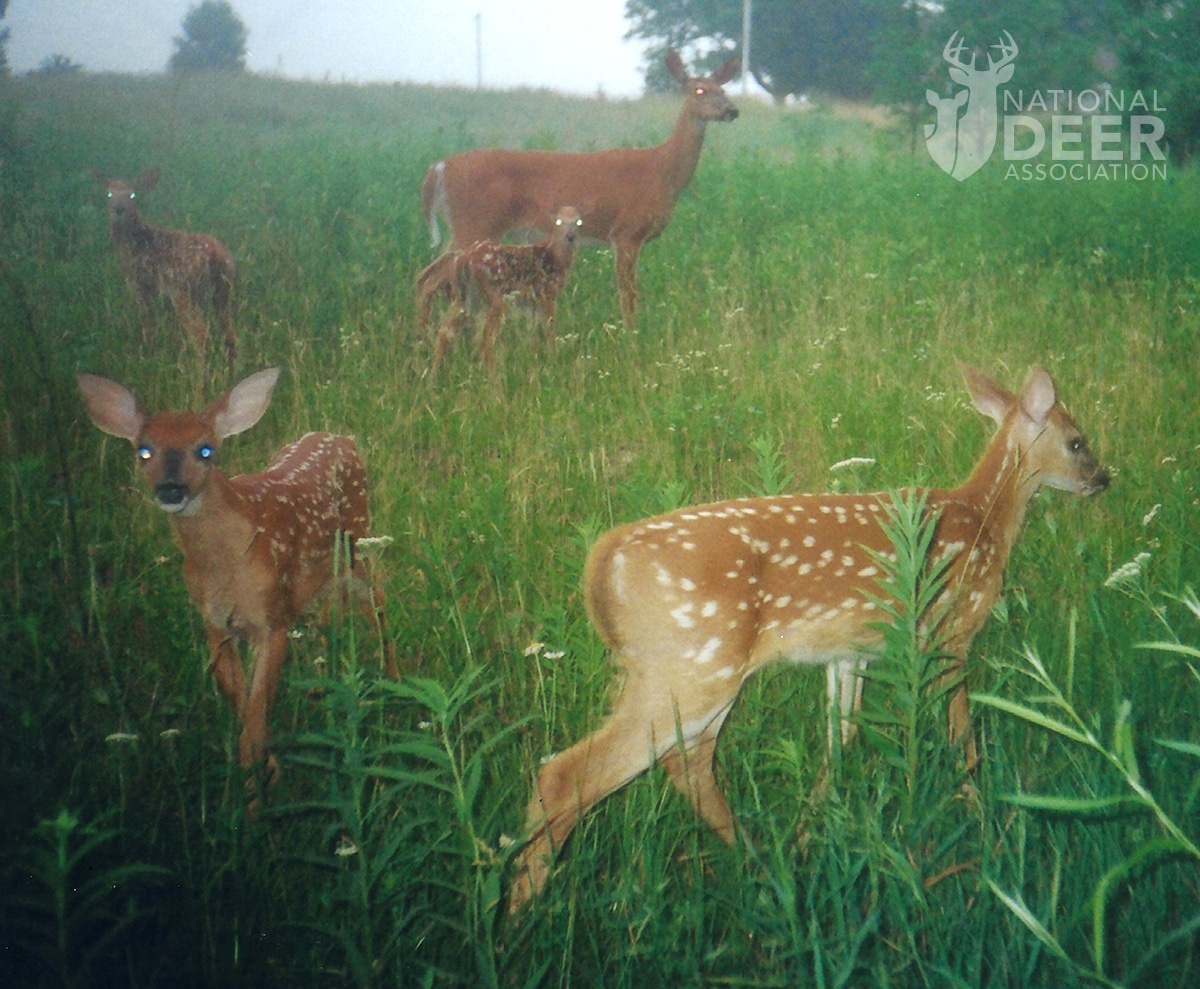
[[421, 50, 738, 327], [415, 206, 584, 373], [77, 368, 398, 789], [97, 168, 237, 368], [509, 363, 1108, 911]]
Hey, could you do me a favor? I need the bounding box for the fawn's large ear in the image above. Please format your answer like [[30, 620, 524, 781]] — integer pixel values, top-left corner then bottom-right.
[[958, 361, 1015, 427], [77, 374, 146, 442], [1017, 366, 1057, 426], [135, 167, 160, 192], [209, 367, 281, 439]]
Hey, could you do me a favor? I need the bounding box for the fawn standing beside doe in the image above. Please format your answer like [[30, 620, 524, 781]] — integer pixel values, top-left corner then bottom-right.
[[416, 206, 584, 374], [509, 363, 1109, 911], [78, 367, 398, 790], [421, 50, 737, 327], [97, 168, 237, 369]]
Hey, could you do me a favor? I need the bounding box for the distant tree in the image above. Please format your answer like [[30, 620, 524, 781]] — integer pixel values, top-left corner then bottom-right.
[[30, 54, 84, 78], [626, 1, 740, 93], [1122, 0, 1200, 159], [169, 0, 248, 74], [1, 0, 11, 77], [627, 0, 887, 100]]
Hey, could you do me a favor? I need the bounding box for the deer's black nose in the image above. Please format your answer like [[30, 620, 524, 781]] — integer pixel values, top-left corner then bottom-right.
[[155, 483, 189, 507]]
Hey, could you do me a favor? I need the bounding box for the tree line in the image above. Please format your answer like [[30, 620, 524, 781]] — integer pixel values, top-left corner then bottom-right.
[[0, 1, 247, 78], [627, 0, 1200, 157], [2, 2, 1196, 156]]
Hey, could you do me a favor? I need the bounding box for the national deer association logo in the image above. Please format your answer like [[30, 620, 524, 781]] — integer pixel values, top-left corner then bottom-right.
[[924, 32, 1018, 181], [924, 32, 1167, 182]]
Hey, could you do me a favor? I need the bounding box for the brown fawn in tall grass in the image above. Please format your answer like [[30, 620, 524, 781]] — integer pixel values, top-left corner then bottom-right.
[[421, 50, 737, 327], [509, 363, 1109, 911], [97, 168, 237, 369], [415, 206, 584, 374], [78, 367, 398, 791]]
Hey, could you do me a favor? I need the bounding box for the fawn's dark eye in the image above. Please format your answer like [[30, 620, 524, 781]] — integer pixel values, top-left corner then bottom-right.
[[1069, 437, 1083, 453], [137, 445, 152, 461]]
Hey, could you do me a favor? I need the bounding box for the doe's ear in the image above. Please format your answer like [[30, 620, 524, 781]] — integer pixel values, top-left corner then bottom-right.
[[666, 49, 688, 86], [711, 57, 738, 86], [209, 367, 281, 439], [77, 373, 146, 442]]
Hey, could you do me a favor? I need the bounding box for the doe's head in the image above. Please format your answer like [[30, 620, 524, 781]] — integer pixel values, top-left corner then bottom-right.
[[666, 49, 740, 123]]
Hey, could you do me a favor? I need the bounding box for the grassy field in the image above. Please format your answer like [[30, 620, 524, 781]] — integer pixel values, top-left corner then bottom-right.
[[1, 71, 1198, 988]]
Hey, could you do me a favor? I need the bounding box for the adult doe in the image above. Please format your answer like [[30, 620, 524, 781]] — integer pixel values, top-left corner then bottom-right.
[[421, 50, 737, 327], [78, 368, 398, 789], [509, 363, 1108, 910]]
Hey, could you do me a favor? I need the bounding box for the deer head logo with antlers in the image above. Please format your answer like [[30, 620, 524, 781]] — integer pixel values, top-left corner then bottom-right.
[[924, 32, 1018, 181]]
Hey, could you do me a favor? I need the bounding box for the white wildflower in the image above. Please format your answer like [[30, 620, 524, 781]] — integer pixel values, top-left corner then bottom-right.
[[830, 457, 876, 473], [106, 732, 139, 744], [1142, 504, 1161, 526], [1104, 552, 1151, 589]]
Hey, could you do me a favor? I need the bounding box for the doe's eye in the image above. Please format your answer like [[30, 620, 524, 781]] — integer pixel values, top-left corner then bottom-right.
[[197, 445, 214, 461], [137, 445, 152, 461]]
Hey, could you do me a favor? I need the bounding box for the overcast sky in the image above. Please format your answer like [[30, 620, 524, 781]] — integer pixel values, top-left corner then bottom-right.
[[5, 1, 649, 96]]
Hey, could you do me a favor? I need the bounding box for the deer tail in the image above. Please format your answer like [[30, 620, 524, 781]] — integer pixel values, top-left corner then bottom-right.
[[421, 161, 448, 248], [582, 529, 627, 653]]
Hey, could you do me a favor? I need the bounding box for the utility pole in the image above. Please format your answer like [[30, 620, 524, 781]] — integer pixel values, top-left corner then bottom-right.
[[742, 0, 751, 95], [475, 12, 482, 89]]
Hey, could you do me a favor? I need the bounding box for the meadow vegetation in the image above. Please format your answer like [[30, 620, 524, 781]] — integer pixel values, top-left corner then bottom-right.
[[1, 72, 1198, 987]]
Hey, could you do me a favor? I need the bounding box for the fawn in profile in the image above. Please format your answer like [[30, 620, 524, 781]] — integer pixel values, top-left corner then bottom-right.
[[509, 363, 1109, 911], [415, 206, 584, 374], [97, 168, 237, 369], [78, 367, 398, 791], [421, 50, 737, 327]]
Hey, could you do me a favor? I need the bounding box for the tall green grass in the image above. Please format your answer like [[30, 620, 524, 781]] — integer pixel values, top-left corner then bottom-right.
[[1, 71, 1198, 987]]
